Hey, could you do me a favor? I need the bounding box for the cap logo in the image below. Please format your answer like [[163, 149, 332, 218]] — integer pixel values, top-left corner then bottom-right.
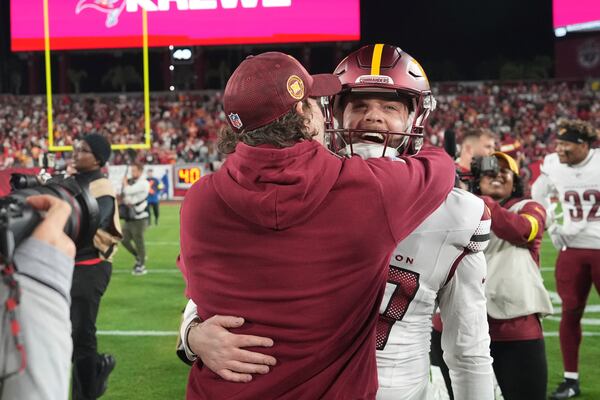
[[286, 75, 305, 100], [228, 113, 243, 129]]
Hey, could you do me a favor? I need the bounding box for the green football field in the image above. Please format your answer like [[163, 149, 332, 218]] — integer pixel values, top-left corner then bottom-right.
[[97, 203, 600, 399]]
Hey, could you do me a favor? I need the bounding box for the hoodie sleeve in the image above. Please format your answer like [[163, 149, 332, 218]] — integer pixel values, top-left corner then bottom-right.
[[368, 146, 455, 243], [481, 196, 546, 246]]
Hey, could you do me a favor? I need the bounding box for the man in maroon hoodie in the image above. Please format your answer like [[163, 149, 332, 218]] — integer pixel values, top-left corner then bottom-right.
[[179, 51, 456, 399]]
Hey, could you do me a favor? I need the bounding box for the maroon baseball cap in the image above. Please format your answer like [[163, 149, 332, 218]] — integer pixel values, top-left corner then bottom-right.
[[223, 52, 341, 132]]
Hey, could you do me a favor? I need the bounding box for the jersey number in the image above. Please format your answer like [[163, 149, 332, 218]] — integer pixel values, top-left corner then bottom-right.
[[565, 190, 600, 222], [376, 266, 420, 350]]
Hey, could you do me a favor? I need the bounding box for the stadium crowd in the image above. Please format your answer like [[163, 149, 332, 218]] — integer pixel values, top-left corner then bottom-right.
[[0, 80, 598, 169], [0, 91, 225, 169]]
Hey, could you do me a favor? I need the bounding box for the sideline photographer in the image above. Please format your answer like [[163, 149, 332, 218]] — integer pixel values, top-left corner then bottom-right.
[[70, 134, 122, 400], [1, 195, 75, 400], [432, 152, 553, 400], [456, 128, 496, 175]]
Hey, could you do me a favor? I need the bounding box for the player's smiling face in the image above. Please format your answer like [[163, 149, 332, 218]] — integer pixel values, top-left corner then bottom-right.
[[556, 139, 588, 165], [342, 94, 410, 149], [479, 158, 514, 201]]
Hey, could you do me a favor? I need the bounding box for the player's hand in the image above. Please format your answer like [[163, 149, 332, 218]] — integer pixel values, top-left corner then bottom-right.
[[26, 195, 76, 258], [189, 315, 276, 383], [547, 223, 567, 251], [545, 202, 563, 227]]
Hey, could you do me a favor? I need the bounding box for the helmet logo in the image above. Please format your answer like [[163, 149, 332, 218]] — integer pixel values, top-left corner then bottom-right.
[[356, 75, 394, 85], [286, 75, 305, 99], [228, 113, 243, 129], [407, 59, 428, 83]]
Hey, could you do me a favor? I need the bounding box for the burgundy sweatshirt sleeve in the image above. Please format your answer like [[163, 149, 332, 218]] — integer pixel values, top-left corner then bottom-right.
[[481, 196, 546, 246], [370, 146, 455, 243]]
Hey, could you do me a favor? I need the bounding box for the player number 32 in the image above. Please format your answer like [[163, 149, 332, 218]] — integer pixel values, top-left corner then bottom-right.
[[565, 190, 600, 222]]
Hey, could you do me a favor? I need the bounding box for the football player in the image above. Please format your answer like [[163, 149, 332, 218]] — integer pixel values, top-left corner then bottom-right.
[[532, 119, 600, 400], [179, 44, 495, 399]]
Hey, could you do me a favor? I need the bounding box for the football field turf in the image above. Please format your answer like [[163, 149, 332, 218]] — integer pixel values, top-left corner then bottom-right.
[[97, 203, 600, 399]]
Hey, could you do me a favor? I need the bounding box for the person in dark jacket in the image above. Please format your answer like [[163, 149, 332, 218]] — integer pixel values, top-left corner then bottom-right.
[[71, 133, 122, 400]]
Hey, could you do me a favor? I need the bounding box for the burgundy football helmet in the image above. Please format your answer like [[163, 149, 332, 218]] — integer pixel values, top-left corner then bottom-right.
[[325, 44, 436, 157]]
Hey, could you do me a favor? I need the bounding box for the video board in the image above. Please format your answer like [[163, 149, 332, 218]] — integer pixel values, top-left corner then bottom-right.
[[11, 0, 360, 51], [553, 0, 600, 37]]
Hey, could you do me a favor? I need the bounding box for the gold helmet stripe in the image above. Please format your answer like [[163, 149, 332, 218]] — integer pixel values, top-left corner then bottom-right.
[[370, 43, 384, 75]]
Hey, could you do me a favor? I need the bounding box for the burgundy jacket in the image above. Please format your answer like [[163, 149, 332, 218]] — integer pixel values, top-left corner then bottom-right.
[[180, 141, 454, 399]]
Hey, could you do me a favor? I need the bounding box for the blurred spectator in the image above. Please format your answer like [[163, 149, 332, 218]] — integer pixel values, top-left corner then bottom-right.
[[145, 168, 162, 225], [120, 162, 150, 276]]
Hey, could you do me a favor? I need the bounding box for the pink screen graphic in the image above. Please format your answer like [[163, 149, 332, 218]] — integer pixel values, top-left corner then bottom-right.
[[11, 0, 360, 51], [553, 0, 600, 29]]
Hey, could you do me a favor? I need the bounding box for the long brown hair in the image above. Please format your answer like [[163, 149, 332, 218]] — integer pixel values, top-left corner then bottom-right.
[[218, 101, 317, 154]]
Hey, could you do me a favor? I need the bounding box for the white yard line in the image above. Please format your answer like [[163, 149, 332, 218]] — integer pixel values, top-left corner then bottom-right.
[[112, 269, 180, 274], [543, 331, 600, 337]]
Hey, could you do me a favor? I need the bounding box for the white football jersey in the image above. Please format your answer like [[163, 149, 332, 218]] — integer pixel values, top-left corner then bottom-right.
[[532, 149, 600, 249], [376, 188, 494, 400]]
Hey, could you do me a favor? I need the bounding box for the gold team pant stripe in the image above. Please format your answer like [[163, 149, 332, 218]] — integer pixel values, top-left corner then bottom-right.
[[370, 43, 384, 75], [522, 213, 539, 242]]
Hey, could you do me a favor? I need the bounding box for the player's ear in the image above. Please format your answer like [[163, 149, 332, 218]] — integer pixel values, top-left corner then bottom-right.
[[294, 101, 307, 116]]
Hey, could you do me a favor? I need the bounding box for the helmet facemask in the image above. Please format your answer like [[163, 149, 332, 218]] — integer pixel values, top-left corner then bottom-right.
[[324, 89, 435, 159]]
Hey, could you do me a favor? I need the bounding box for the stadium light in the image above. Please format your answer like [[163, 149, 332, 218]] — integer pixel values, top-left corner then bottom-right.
[[169, 65, 175, 71], [555, 27, 567, 37], [169, 86, 175, 91]]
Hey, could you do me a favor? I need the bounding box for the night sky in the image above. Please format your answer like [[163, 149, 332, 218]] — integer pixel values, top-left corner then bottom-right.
[[0, 0, 555, 87], [359, 0, 555, 79]]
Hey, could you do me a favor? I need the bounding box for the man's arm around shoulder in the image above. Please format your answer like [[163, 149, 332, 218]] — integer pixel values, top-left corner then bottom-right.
[[370, 146, 456, 242]]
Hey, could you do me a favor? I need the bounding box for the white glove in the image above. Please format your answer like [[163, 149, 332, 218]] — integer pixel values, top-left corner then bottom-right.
[[545, 202, 563, 227], [547, 223, 567, 251]]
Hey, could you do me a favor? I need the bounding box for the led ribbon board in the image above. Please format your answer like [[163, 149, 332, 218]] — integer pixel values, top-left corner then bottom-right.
[[12, 0, 360, 51], [553, 0, 600, 36]]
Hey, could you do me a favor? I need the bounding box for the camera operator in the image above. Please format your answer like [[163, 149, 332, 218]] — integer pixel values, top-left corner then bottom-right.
[[1, 195, 75, 400], [456, 128, 496, 175], [431, 152, 553, 400], [70, 134, 122, 400]]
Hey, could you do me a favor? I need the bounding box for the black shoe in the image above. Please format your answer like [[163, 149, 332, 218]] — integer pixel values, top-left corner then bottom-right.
[[96, 353, 116, 397], [550, 379, 580, 399], [132, 264, 148, 276]]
